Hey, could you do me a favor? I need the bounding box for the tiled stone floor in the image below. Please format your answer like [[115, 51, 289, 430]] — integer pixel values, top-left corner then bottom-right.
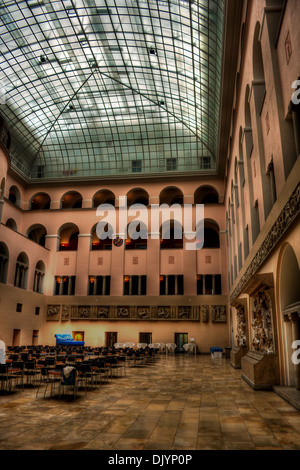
[[1, 354, 300, 451]]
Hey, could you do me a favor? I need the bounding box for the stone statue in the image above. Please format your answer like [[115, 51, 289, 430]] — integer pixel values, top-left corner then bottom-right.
[[236, 306, 246, 347], [251, 289, 273, 353]]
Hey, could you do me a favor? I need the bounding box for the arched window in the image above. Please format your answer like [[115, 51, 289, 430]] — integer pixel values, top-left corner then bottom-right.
[[33, 261, 45, 293], [58, 224, 79, 251], [0, 242, 9, 284], [197, 220, 220, 249], [27, 224, 47, 247], [160, 220, 183, 249], [5, 218, 17, 231], [8, 185, 21, 207], [30, 193, 51, 210], [194, 186, 219, 204], [93, 190, 115, 208], [125, 222, 148, 250], [159, 187, 184, 205], [126, 188, 149, 207], [61, 191, 82, 209], [0, 178, 5, 200], [91, 223, 113, 251], [244, 85, 254, 159], [14, 252, 29, 289]]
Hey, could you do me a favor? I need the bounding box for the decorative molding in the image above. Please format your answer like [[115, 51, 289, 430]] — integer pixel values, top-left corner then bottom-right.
[[201, 305, 209, 323], [47, 304, 202, 321], [251, 289, 274, 354], [0, 114, 11, 151], [211, 305, 227, 323], [236, 305, 247, 347], [230, 182, 300, 303], [46, 305, 60, 321], [61, 304, 70, 321]]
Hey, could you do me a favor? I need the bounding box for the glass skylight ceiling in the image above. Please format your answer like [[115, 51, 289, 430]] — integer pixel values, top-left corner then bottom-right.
[[0, 0, 224, 179]]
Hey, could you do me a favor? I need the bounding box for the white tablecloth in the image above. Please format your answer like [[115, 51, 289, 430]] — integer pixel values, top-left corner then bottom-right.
[[0, 340, 6, 364]]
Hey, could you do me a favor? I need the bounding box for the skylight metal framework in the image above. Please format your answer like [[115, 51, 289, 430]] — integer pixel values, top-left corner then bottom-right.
[[0, 0, 224, 179]]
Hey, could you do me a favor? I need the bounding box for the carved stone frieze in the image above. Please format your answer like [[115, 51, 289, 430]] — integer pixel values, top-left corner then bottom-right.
[[201, 305, 209, 323], [137, 307, 150, 319], [251, 289, 274, 354], [230, 182, 300, 303], [50, 304, 201, 321], [211, 305, 227, 323], [61, 305, 70, 321], [78, 306, 91, 318], [178, 306, 191, 319], [97, 306, 109, 318], [46, 305, 60, 321], [236, 305, 247, 347], [155, 306, 171, 319], [117, 306, 130, 318]]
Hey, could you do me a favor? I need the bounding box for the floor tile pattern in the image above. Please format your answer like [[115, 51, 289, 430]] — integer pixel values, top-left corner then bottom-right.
[[1, 355, 300, 450]]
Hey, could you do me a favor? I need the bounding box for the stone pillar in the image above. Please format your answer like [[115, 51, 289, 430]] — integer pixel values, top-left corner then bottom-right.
[[147, 232, 160, 295], [75, 234, 91, 295], [202, 275, 206, 295], [165, 275, 169, 295], [59, 277, 64, 295], [44, 235, 60, 295], [0, 199, 4, 224], [290, 313, 300, 391], [183, 232, 197, 296], [93, 276, 98, 295], [102, 275, 107, 296], [67, 276, 73, 295], [138, 275, 142, 295]]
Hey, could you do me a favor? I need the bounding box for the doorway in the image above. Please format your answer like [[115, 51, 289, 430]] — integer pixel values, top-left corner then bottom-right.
[[174, 333, 188, 352], [12, 329, 20, 346], [279, 244, 300, 387], [32, 330, 39, 346], [73, 331, 84, 342], [139, 332, 152, 344], [105, 332, 117, 348]]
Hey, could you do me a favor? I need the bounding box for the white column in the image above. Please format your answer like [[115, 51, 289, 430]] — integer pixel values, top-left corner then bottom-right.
[[102, 276, 107, 295], [212, 275, 216, 295]]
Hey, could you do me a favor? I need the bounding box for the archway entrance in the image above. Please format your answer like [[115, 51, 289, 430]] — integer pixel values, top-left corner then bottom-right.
[[279, 244, 300, 388]]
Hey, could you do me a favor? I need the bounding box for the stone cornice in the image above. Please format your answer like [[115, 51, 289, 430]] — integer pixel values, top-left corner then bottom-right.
[[230, 182, 300, 304]]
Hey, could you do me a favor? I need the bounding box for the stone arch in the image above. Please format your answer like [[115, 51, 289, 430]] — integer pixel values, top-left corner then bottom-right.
[[58, 223, 79, 251], [8, 185, 21, 207], [29, 192, 51, 210], [60, 191, 82, 209], [278, 243, 300, 388], [194, 185, 219, 204], [126, 188, 149, 207], [0, 241, 9, 284], [5, 218, 17, 231], [159, 186, 183, 205], [91, 222, 113, 251], [92, 189, 115, 208], [26, 224, 47, 247]]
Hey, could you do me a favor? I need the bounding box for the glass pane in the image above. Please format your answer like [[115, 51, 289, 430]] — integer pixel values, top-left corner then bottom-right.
[[0, 0, 224, 179]]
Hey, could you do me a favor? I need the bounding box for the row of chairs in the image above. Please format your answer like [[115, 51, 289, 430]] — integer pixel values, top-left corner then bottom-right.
[[35, 359, 122, 399]]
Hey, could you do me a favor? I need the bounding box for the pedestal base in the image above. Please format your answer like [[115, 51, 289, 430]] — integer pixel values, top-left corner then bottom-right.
[[230, 346, 248, 369], [241, 350, 280, 390]]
